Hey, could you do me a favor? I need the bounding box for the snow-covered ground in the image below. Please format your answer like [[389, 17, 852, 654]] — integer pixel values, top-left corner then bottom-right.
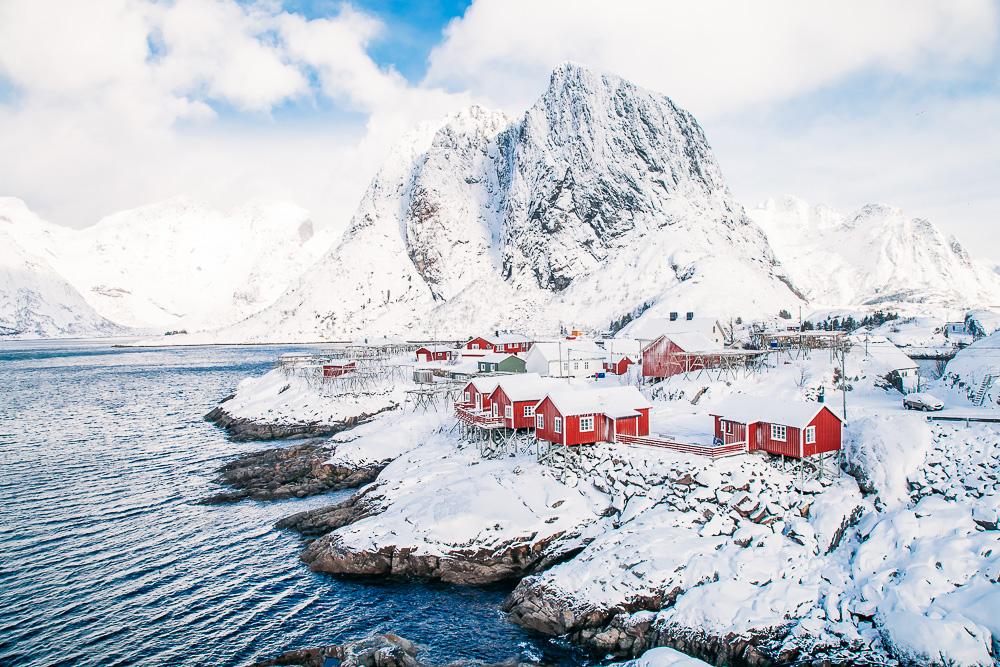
[[222, 337, 999, 665]]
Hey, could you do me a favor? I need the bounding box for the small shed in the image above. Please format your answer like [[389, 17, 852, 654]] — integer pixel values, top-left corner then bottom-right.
[[415, 346, 455, 363], [322, 361, 356, 378], [476, 352, 526, 374], [460, 376, 503, 412], [488, 374, 556, 429], [710, 398, 843, 458]]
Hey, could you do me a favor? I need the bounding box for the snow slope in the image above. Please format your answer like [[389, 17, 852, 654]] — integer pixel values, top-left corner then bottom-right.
[[0, 196, 335, 333], [751, 196, 1000, 314], [207, 62, 802, 343]]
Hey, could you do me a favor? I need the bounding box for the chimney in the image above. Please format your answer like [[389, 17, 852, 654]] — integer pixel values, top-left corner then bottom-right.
[[669, 312, 678, 321], [495, 329, 499, 337], [686, 312, 694, 321]]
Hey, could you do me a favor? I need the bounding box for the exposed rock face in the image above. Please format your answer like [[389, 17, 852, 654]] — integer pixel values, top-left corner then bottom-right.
[[276, 486, 385, 537], [204, 402, 394, 441], [299, 529, 581, 586], [250, 633, 420, 667], [198, 441, 389, 504]]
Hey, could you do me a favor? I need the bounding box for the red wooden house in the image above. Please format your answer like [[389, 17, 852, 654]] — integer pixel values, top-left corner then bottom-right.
[[487, 374, 556, 429], [534, 386, 652, 447], [465, 334, 532, 356], [710, 398, 843, 458], [642, 333, 725, 379], [322, 361, 356, 378], [460, 377, 503, 413], [416, 346, 455, 363], [603, 356, 635, 375]]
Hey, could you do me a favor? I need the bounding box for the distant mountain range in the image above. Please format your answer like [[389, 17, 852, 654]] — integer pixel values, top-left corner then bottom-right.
[[3, 63, 999, 340]]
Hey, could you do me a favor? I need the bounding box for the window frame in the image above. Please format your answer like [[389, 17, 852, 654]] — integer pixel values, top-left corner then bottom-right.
[[535, 413, 544, 430], [805, 425, 816, 444], [523, 405, 535, 418], [770, 424, 787, 441], [554, 416, 563, 434], [579, 415, 595, 432], [725, 420, 735, 435], [463, 390, 470, 403], [504, 404, 513, 419]]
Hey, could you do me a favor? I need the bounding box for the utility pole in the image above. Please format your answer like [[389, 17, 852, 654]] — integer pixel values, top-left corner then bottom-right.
[[840, 344, 848, 423]]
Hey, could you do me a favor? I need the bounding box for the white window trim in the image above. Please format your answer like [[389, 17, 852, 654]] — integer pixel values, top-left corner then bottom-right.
[[805, 425, 816, 444], [725, 420, 734, 435], [491, 403, 498, 417], [535, 414, 544, 430], [505, 405, 513, 419], [580, 415, 594, 432], [463, 391, 470, 403], [771, 424, 787, 441], [523, 405, 535, 417], [554, 416, 563, 434]]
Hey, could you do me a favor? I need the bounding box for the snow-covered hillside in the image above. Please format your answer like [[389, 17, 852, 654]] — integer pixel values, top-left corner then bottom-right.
[[208, 62, 802, 343], [0, 225, 120, 338], [751, 196, 1000, 313], [0, 196, 335, 334]]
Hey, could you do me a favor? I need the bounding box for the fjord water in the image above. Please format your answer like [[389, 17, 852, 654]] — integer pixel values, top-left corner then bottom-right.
[[0, 341, 577, 667]]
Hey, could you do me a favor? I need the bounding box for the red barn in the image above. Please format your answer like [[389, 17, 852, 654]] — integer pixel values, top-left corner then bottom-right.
[[603, 356, 635, 375], [487, 374, 556, 429], [416, 346, 455, 363], [710, 398, 843, 458], [534, 386, 652, 447], [642, 333, 726, 379], [322, 361, 356, 378], [464, 334, 532, 356]]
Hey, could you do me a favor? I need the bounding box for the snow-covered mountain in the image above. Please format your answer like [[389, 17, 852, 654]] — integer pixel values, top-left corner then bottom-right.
[[750, 196, 1000, 313], [211, 62, 802, 342], [0, 224, 121, 338], [0, 197, 336, 334]]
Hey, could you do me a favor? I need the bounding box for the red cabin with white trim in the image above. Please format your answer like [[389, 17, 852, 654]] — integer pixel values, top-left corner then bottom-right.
[[487, 374, 554, 429], [642, 333, 725, 379], [416, 346, 455, 363], [534, 386, 651, 447], [603, 356, 635, 375], [465, 334, 532, 356], [460, 377, 503, 413], [322, 361, 356, 378], [710, 398, 842, 458]]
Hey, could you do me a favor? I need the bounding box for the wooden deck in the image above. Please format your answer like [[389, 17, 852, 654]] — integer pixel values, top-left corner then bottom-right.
[[616, 433, 746, 458]]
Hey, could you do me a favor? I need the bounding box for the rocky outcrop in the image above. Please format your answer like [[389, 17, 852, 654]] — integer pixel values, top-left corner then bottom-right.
[[276, 486, 385, 537], [199, 441, 389, 504], [250, 633, 420, 667], [204, 403, 395, 441], [299, 530, 582, 585]]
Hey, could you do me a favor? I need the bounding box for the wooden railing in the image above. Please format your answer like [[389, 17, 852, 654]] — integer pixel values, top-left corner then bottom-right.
[[616, 434, 746, 459], [454, 404, 505, 428]]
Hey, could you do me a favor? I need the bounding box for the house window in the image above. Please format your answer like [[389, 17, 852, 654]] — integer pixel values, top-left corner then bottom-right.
[[805, 426, 816, 444], [524, 405, 535, 418], [505, 405, 513, 419], [770, 424, 787, 441], [535, 414, 544, 429], [554, 417, 563, 434], [471, 343, 479, 349], [584, 361, 590, 370], [725, 421, 734, 435], [463, 391, 470, 403], [492, 404, 498, 417], [574, 361, 579, 370], [580, 415, 594, 432], [562, 362, 568, 370]]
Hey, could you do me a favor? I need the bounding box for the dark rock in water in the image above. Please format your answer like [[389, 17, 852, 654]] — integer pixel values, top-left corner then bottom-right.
[[250, 632, 547, 667], [204, 403, 397, 442], [198, 441, 389, 504], [276, 485, 385, 536]]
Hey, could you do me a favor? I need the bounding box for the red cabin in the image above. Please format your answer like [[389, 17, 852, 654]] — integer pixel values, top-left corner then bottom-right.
[[487, 374, 554, 429], [534, 386, 652, 447], [416, 346, 455, 363], [322, 361, 356, 378], [710, 399, 843, 458], [642, 333, 725, 379], [465, 334, 532, 356], [460, 377, 503, 413], [603, 356, 635, 375]]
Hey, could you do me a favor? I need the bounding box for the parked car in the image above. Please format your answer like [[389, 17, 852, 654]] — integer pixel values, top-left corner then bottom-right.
[[903, 393, 944, 411]]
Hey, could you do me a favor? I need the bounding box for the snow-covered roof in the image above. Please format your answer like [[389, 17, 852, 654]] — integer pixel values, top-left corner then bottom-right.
[[490, 373, 557, 401], [863, 336, 917, 371], [476, 351, 521, 363], [470, 333, 531, 346], [467, 376, 503, 393], [543, 385, 652, 418], [710, 396, 841, 428], [624, 316, 722, 342], [416, 344, 455, 353], [529, 340, 605, 362], [653, 332, 722, 352], [600, 338, 643, 359]]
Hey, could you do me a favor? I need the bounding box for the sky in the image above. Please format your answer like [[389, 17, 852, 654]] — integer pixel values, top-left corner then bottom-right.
[[0, 0, 998, 259]]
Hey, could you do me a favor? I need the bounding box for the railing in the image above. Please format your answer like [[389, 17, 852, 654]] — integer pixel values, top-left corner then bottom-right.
[[454, 404, 505, 428], [616, 434, 746, 459]]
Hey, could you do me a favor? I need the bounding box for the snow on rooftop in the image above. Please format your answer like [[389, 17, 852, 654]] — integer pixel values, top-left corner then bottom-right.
[[491, 374, 562, 401], [623, 316, 722, 342], [474, 351, 521, 363], [659, 332, 723, 352], [530, 340, 606, 361], [545, 385, 652, 417], [859, 335, 917, 371], [710, 395, 840, 428]]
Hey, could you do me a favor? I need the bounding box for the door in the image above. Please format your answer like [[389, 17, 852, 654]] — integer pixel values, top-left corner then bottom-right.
[[475, 393, 482, 411], [753, 424, 763, 451]]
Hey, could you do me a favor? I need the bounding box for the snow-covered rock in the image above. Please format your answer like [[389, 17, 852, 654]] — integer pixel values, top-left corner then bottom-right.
[[842, 414, 934, 508], [751, 195, 1000, 314]]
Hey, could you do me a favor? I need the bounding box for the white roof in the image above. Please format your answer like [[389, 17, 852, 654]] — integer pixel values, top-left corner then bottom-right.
[[625, 316, 722, 342], [467, 376, 503, 393], [543, 385, 652, 418], [600, 338, 643, 359], [417, 344, 455, 353], [710, 396, 841, 428], [863, 335, 918, 371], [476, 351, 520, 363], [529, 340, 605, 362], [646, 332, 722, 353], [490, 373, 557, 401], [473, 333, 531, 345]]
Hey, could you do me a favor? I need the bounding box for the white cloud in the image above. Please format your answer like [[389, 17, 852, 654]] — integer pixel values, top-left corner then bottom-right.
[[426, 0, 998, 118]]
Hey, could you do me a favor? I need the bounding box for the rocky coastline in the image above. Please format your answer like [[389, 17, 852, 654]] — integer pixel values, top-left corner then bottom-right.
[[204, 401, 396, 441]]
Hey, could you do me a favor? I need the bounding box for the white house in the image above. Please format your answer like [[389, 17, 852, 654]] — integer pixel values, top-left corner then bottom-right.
[[623, 315, 726, 347], [865, 335, 919, 393], [525, 340, 605, 378]]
